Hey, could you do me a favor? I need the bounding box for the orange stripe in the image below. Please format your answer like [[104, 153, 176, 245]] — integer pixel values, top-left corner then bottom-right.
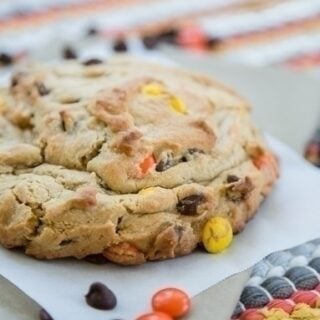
[[210, 14, 320, 54]]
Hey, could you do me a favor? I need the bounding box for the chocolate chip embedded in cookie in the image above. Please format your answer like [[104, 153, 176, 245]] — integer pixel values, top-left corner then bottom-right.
[[0, 56, 278, 265]]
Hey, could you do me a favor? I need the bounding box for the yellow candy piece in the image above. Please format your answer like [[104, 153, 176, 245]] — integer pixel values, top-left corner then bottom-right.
[[141, 83, 164, 96], [138, 187, 156, 196], [169, 96, 187, 114], [202, 217, 233, 253]]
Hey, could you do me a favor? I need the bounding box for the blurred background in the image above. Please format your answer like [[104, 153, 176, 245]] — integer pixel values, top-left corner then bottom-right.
[[0, 0, 319, 165]]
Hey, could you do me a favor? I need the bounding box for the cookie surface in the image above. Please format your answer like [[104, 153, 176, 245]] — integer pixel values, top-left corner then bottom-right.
[[0, 56, 278, 265]]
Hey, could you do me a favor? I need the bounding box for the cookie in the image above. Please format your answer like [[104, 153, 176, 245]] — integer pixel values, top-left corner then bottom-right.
[[0, 56, 278, 265]]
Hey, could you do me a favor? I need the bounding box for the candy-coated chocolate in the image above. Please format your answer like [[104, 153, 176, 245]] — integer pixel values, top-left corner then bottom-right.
[[202, 217, 233, 253], [152, 288, 190, 317], [136, 312, 173, 320], [169, 96, 187, 114], [139, 154, 156, 175]]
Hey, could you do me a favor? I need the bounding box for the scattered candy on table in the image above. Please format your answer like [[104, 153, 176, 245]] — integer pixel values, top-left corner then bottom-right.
[[152, 288, 191, 318], [136, 311, 173, 320], [85, 282, 117, 310]]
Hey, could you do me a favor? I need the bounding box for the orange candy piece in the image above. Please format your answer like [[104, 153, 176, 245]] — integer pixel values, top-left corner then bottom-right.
[[152, 288, 191, 318], [139, 154, 156, 176], [136, 312, 173, 320]]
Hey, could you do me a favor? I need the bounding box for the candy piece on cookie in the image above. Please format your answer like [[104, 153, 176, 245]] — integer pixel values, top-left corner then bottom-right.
[[169, 96, 187, 114], [202, 217, 233, 253], [142, 83, 164, 96]]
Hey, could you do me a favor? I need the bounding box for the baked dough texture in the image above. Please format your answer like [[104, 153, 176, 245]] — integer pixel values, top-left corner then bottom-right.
[[0, 56, 278, 265]]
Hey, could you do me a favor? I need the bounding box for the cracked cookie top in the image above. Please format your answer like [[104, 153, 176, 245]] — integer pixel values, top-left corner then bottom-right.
[[2, 56, 264, 193]]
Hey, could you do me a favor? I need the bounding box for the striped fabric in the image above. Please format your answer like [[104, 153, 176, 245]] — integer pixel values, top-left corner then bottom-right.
[[0, 0, 319, 76]]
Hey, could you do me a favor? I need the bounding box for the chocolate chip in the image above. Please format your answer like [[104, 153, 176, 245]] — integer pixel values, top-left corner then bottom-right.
[[142, 36, 159, 49], [59, 239, 73, 246], [82, 58, 103, 66], [226, 175, 239, 183], [85, 282, 117, 310], [11, 77, 18, 87], [177, 194, 205, 215], [155, 160, 166, 172], [87, 27, 98, 36], [158, 28, 178, 44], [0, 53, 13, 66], [113, 39, 128, 52], [39, 308, 53, 320], [36, 82, 50, 96], [226, 177, 254, 202], [155, 152, 173, 172], [62, 45, 77, 60], [85, 254, 109, 265], [207, 37, 222, 49]]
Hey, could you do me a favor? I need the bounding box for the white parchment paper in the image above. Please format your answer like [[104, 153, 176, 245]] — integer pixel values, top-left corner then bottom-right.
[[0, 136, 319, 320]]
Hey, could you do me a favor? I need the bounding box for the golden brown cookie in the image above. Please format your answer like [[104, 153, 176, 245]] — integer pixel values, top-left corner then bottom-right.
[[0, 56, 278, 265]]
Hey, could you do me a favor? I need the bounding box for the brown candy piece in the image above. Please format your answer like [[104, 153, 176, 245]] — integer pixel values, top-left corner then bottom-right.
[[177, 194, 205, 215], [85, 282, 117, 310]]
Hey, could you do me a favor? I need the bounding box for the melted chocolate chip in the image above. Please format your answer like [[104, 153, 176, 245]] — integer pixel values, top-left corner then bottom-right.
[[39, 308, 53, 320], [177, 194, 205, 215], [82, 58, 103, 66], [113, 39, 128, 52], [36, 82, 50, 96], [62, 45, 77, 60], [156, 159, 172, 172], [0, 53, 13, 66], [226, 175, 239, 183], [226, 177, 254, 202], [85, 254, 109, 265], [155, 152, 173, 172], [85, 282, 117, 310]]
